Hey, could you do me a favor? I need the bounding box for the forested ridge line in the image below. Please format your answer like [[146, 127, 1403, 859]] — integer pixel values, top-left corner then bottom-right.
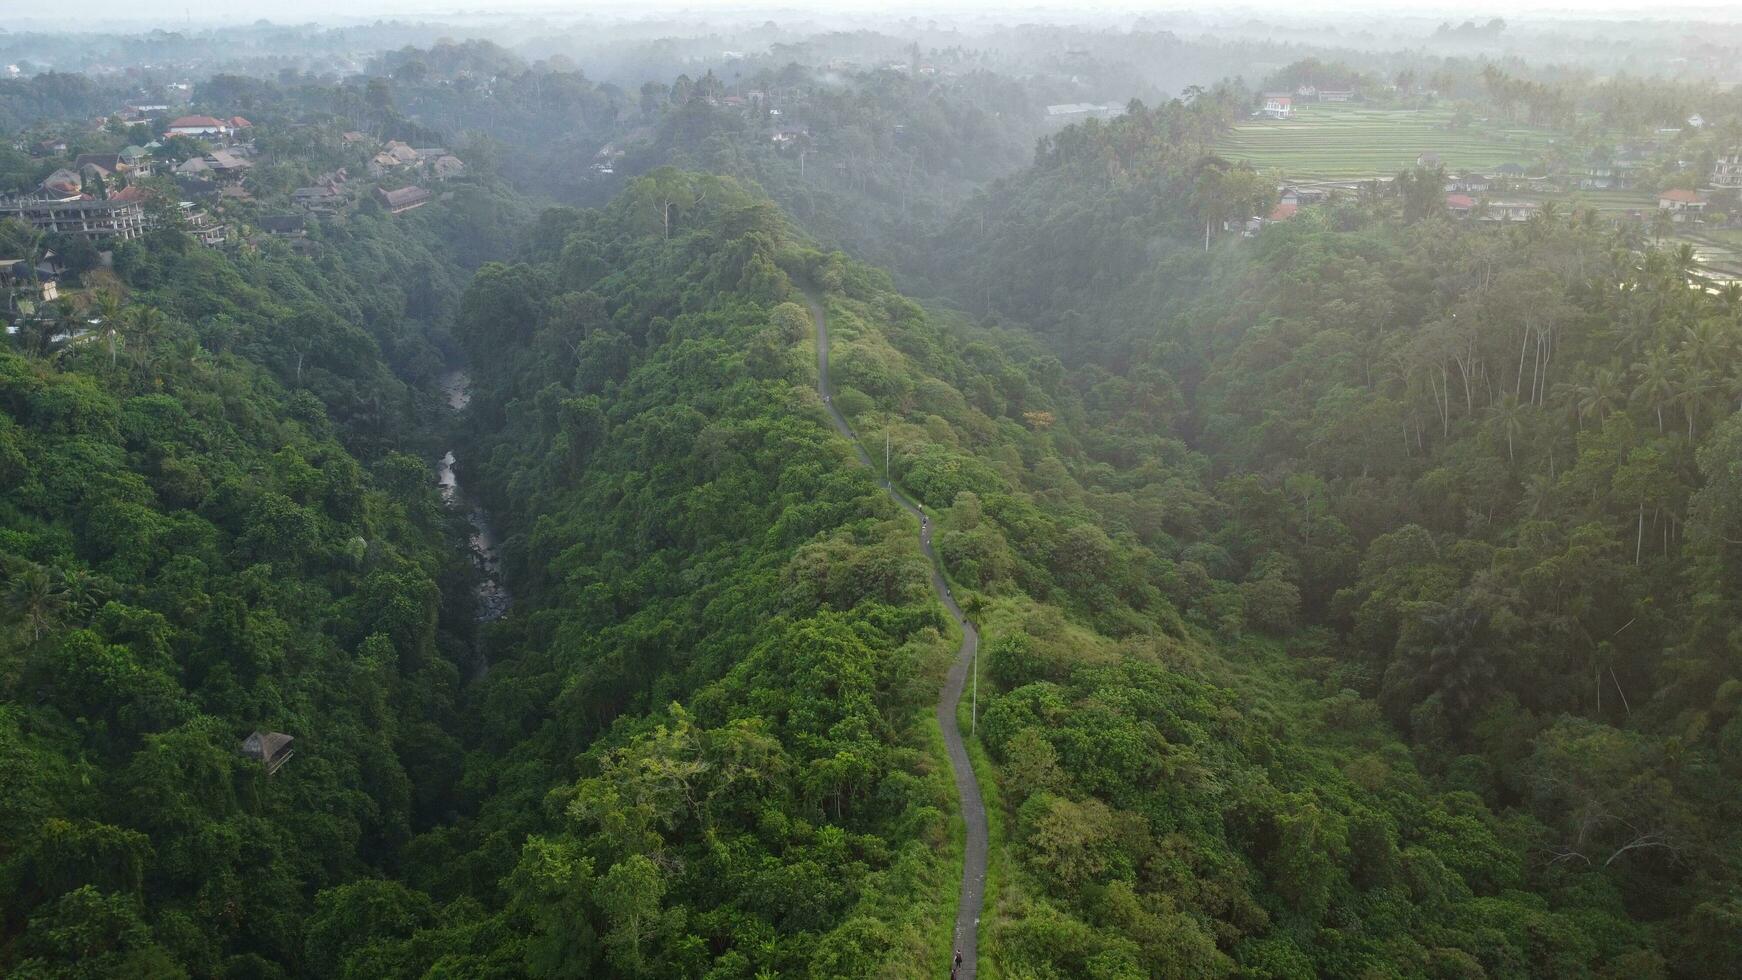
[[419, 167, 1714, 978], [808, 288, 988, 977]]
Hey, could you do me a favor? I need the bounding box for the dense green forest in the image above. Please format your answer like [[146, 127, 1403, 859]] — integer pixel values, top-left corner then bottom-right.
[[917, 104, 1742, 976], [0, 184, 522, 975], [428, 159, 1742, 976], [8, 15, 1742, 977]]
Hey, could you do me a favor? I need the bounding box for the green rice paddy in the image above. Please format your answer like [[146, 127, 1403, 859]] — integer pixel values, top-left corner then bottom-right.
[[1215, 104, 1559, 179]]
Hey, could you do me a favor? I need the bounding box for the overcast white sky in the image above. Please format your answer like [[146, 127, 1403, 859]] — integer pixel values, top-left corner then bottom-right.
[[19, 1, 1742, 31]]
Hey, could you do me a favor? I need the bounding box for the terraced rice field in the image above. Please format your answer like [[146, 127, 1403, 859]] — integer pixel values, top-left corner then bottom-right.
[[1683, 229, 1742, 280], [1216, 104, 1559, 179]]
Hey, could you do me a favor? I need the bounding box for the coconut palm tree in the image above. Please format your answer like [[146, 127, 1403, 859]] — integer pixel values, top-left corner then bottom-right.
[[1522, 471, 1556, 518], [1676, 363, 1719, 439], [1574, 364, 1626, 426], [5, 563, 68, 641], [1487, 393, 1528, 463], [1672, 242, 1698, 275], [124, 304, 167, 374], [58, 567, 108, 620], [1631, 347, 1677, 432], [92, 288, 125, 368]]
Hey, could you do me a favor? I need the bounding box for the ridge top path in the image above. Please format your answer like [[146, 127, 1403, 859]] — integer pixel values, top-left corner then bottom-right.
[[807, 291, 988, 980]]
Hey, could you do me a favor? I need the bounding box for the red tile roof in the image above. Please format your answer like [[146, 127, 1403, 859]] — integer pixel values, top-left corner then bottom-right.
[[168, 115, 226, 129], [1659, 188, 1704, 203], [1267, 202, 1298, 221], [1446, 194, 1476, 209]]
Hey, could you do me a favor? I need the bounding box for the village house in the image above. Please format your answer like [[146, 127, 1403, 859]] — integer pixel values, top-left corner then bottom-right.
[[119, 146, 151, 173], [1658, 188, 1707, 220], [341, 131, 367, 145], [0, 257, 60, 309], [1567, 167, 1616, 191], [1317, 89, 1356, 103], [1416, 151, 1442, 169], [1045, 103, 1120, 119], [174, 174, 220, 200], [291, 184, 344, 211], [239, 731, 294, 775], [1278, 185, 1332, 207], [368, 140, 421, 176], [1480, 200, 1541, 222], [1259, 94, 1293, 119], [256, 214, 307, 237], [374, 185, 431, 214], [178, 201, 227, 246], [429, 154, 466, 180], [74, 153, 130, 177], [165, 114, 231, 138], [175, 149, 252, 182], [1446, 195, 1540, 222], [39, 169, 83, 198], [205, 148, 254, 178], [1445, 173, 1492, 193]]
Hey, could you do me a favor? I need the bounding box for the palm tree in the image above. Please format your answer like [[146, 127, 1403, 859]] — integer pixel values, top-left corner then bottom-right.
[[1550, 378, 1585, 429], [5, 563, 68, 640], [1720, 283, 1742, 312], [1522, 471, 1556, 518], [1680, 319, 1730, 376], [92, 289, 125, 368], [1676, 363, 1719, 439], [1575, 364, 1626, 427], [1650, 207, 1674, 244], [1672, 243, 1698, 276], [1631, 348, 1677, 432], [124, 305, 167, 374], [1487, 394, 1528, 463], [1614, 221, 1647, 254], [58, 567, 108, 620]]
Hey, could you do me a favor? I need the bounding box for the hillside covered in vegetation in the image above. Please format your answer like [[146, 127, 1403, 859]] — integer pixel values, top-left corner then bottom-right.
[[7, 13, 1742, 978]]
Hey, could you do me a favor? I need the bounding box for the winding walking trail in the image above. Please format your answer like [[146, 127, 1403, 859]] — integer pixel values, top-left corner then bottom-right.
[[806, 292, 988, 979]]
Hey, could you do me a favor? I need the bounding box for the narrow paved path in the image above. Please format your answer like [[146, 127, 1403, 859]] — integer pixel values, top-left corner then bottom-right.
[[806, 292, 987, 979]]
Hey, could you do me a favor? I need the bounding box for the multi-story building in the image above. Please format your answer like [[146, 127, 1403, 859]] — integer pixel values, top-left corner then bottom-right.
[[0, 195, 147, 241], [1713, 149, 1742, 189]]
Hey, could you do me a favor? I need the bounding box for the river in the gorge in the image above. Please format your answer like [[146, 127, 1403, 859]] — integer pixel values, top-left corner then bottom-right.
[[437, 370, 509, 625]]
